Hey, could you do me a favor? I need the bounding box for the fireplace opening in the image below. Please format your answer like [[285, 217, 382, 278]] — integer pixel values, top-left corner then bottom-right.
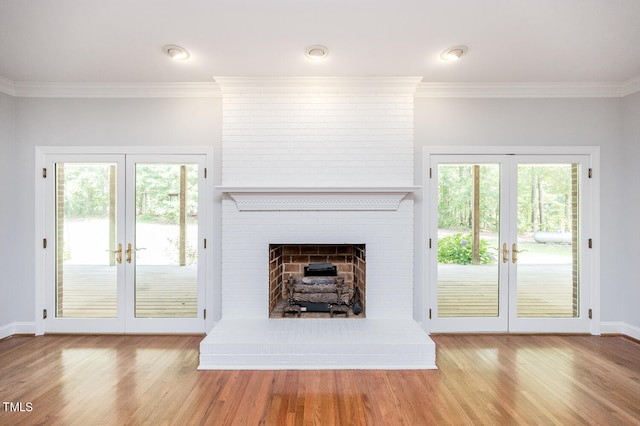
[[269, 244, 366, 318]]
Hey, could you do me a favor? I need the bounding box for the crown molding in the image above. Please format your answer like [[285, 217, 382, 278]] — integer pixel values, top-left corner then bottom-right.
[[0, 79, 220, 98], [415, 76, 640, 98], [15, 81, 221, 98], [213, 76, 423, 95], [414, 81, 637, 98], [1, 74, 638, 99]]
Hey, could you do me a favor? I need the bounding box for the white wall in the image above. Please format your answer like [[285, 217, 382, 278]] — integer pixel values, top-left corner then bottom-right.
[[0, 92, 16, 331], [12, 97, 222, 325], [622, 91, 640, 330], [413, 97, 625, 324]]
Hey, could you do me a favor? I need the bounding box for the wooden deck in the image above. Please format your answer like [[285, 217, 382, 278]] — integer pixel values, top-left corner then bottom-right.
[[438, 263, 576, 317], [58, 265, 197, 318]]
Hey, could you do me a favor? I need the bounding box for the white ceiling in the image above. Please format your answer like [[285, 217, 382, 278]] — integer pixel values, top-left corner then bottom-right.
[[1, 0, 639, 84]]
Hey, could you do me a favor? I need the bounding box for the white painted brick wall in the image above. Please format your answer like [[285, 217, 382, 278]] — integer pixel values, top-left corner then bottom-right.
[[221, 199, 415, 319], [219, 84, 416, 320], [221, 93, 414, 187]]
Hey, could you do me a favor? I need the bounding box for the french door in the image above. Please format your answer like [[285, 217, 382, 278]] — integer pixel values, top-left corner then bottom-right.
[[429, 154, 592, 333], [43, 154, 206, 334]]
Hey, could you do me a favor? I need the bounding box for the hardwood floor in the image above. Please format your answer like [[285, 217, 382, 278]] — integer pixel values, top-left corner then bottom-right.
[[1, 334, 639, 425]]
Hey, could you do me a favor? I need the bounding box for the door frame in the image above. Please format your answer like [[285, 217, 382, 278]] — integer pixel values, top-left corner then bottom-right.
[[422, 146, 601, 335], [34, 146, 216, 335]]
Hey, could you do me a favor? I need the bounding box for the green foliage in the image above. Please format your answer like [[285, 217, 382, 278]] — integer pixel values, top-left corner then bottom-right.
[[516, 165, 573, 233], [438, 164, 500, 233], [438, 233, 496, 265], [60, 163, 199, 224], [135, 164, 198, 223], [438, 163, 576, 235], [62, 164, 113, 218]]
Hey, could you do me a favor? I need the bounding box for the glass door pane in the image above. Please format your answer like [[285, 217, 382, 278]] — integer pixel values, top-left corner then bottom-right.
[[437, 163, 502, 318], [55, 163, 118, 318], [515, 164, 579, 318], [133, 163, 199, 318]]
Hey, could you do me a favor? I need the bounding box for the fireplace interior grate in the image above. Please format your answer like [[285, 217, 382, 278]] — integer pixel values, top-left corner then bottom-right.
[[304, 262, 337, 277]]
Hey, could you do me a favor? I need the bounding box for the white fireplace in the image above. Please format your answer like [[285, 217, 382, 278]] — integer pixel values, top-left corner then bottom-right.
[[199, 77, 436, 369]]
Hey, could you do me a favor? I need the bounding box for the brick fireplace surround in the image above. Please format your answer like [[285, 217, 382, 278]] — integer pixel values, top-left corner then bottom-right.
[[198, 77, 436, 370]]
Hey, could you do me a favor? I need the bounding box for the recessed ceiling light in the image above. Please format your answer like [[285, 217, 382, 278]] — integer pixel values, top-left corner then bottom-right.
[[305, 45, 329, 61], [440, 45, 468, 61], [163, 45, 190, 60]]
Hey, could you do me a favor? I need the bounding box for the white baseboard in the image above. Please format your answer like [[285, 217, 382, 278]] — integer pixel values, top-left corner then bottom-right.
[[600, 321, 624, 335], [3, 321, 637, 343], [0, 323, 10, 339], [621, 323, 640, 341], [0, 322, 36, 339], [600, 321, 640, 340]]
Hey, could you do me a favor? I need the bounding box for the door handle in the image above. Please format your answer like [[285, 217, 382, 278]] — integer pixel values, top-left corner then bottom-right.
[[126, 243, 146, 263], [502, 243, 509, 263], [110, 243, 123, 264], [512, 243, 527, 263]]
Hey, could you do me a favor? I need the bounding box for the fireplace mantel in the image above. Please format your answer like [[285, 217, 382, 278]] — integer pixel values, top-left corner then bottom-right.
[[217, 186, 419, 211]]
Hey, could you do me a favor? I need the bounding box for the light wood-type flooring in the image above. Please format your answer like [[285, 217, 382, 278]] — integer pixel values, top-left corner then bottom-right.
[[1, 334, 639, 425]]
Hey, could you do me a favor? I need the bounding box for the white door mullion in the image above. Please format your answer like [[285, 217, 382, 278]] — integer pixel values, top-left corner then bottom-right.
[[506, 157, 519, 328], [124, 156, 137, 332], [501, 157, 515, 325], [116, 158, 127, 330]]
